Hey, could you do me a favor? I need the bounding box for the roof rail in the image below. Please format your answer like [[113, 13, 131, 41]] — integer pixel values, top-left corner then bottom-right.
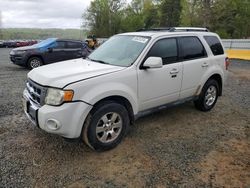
[[136, 27, 209, 32], [169, 27, 209, 32], [136, 27, 171, 32]]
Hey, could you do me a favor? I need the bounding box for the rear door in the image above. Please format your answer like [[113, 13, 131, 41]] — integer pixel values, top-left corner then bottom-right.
[[137, 37, 183, 111], [64, 41, 83, 60], [178, 36, 208, 99]]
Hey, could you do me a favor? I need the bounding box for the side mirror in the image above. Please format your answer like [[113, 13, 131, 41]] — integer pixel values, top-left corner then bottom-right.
[[48, 47, 53, 53], [142, 57, 163, 69]]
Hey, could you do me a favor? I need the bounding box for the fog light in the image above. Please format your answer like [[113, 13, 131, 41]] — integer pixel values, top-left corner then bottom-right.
[[46, 119, 61, 131]]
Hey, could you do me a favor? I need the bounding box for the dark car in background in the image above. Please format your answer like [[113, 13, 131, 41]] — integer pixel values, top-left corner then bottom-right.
[[3, 40, 18, 48], [10, 38, 84, 69], [0, 40, 4, 48], [0, 40, 38, 48]]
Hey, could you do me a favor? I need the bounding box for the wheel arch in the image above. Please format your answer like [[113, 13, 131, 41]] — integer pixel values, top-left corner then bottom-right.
[[90, 95, 135, 125], [26, 55, 44, 66], [198, 72, 223, 97], [207, 74, 223, 96]]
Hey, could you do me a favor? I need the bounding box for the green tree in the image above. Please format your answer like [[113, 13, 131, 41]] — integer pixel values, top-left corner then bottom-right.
[[211, 0, 250, 38], [121, 0, 161, 31], [143, 0, 160, 28], [84, 0, 125, 37], [84, 0, 250, 38], [159, 0, 182, 27]]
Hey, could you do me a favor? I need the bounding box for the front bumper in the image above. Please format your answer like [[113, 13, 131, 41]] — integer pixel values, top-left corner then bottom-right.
[[10, 54, 27, 66], [23, 89, 92, 138]]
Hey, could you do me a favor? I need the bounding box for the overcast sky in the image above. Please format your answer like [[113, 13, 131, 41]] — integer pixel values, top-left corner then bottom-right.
[[0, 0, 93, 29]]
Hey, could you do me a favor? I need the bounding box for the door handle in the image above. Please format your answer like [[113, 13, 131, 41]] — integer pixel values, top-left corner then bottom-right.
[[202, 62, 209, 67], [170, 69, 179, 74]]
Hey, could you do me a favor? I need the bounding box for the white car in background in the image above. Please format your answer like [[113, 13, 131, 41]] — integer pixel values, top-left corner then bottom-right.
[[23, 27, 229, 151]]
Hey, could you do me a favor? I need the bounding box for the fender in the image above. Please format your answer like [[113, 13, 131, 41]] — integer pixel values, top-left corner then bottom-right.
[[66, 70, 139, 115], [80, 83, 138, 114], [197, 64, 224, 95]]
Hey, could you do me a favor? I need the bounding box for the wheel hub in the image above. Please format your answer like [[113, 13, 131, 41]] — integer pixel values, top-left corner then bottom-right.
[[96, 112, 122, 143], [205, 85, 217, 106]]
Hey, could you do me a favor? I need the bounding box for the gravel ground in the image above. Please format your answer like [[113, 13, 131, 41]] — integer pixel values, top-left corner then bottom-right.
[[0, 48, 249, 187]]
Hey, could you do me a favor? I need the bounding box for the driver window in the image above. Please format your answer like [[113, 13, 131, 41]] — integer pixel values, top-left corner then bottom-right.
[[147, 38, 178, 65]]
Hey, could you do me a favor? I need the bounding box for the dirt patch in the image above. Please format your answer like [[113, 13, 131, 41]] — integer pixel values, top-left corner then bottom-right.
[[230, 68, 250, 80], [196, 139, 250, 187]]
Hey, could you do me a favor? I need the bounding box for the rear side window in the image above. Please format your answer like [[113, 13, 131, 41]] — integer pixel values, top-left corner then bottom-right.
[[147, 38, 178, 65], [204, 36, 224, 55], [179, 37, 207, 60], [67, 42, 82, 48]]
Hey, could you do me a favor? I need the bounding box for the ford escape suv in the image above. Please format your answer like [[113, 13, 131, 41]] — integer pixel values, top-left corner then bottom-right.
[[23, 27, 229, 151]]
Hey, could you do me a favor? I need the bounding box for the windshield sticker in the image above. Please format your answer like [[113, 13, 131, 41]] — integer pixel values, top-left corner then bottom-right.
[[132, 37, 148, 43]]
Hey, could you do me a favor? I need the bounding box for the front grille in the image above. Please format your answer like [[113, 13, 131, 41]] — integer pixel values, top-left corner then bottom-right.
[[26, 79, 47, 106]]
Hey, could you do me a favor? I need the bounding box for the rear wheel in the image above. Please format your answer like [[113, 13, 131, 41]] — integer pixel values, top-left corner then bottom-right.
[[194, 79, 219, 111], [82, 101, 130, 151], [27, 57, 43, 69]]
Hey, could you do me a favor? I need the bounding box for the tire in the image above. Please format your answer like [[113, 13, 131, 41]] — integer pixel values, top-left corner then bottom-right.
[[194, 79, 219, 111], [82, 101, 130, 151], [27, 57, 43, 69]]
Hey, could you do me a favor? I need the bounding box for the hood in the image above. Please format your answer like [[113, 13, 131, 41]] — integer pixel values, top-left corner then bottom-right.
[[28, 58, 126, 88], [13, 45, 36, 51]]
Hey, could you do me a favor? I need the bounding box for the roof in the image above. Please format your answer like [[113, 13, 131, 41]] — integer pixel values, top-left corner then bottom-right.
[[57, 39, 83, 43], [118, 27, 217, 38], [119, 31, 217, 38]]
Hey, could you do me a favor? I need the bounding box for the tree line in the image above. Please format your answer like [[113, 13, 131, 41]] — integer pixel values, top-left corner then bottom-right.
[[0, 28, 86, 40], [83, 0, 250, 39]]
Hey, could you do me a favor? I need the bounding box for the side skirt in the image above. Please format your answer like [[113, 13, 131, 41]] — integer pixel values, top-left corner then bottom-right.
[[134, 96, 198, 120]]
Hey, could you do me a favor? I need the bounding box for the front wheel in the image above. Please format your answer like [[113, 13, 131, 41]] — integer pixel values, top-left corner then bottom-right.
[[194, 79, 219, 111], [82, 101, 130, 151], [27, 57, 43, 69]]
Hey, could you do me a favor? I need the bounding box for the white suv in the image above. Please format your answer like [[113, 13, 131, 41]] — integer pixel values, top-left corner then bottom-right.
[[23, 27, 229, 151]]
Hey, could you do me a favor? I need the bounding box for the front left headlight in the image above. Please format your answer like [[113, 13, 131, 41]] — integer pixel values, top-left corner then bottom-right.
[[15, 50, 27, 55], [45, 88, 74, 106]]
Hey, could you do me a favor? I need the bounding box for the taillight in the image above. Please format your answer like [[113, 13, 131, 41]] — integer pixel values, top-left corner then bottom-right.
[[225, 57, 230, 70]]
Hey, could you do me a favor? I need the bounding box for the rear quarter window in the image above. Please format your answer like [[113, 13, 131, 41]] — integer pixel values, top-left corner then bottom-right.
[[204, 36, 224, 55]]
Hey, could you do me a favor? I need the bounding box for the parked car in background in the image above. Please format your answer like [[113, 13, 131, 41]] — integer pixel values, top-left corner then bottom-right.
[[1, 39, 38, 48], [0, 40, 4, 48], [10, 38, 84, 69], [3, 40, 17, 48]]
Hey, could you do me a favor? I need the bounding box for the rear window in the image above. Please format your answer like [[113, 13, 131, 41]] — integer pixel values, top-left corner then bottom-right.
[[204, 36, 224, 55], [178, 37, 207, 60]]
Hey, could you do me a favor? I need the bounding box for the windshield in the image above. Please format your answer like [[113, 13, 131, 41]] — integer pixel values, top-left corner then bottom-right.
[[33, 38, 57, 48], [88, 35, 150, 67]]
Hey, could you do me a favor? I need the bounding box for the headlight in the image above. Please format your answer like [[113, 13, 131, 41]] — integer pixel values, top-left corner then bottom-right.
[[45, 88, 74, 106], [15, 50, 27, 55]]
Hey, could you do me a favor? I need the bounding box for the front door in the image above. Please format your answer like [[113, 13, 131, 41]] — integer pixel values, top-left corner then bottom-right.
[[45, 41, 67, 63]]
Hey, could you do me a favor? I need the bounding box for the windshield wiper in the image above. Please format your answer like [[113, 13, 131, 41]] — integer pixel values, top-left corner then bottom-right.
[[89, 58, 110, 65]]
